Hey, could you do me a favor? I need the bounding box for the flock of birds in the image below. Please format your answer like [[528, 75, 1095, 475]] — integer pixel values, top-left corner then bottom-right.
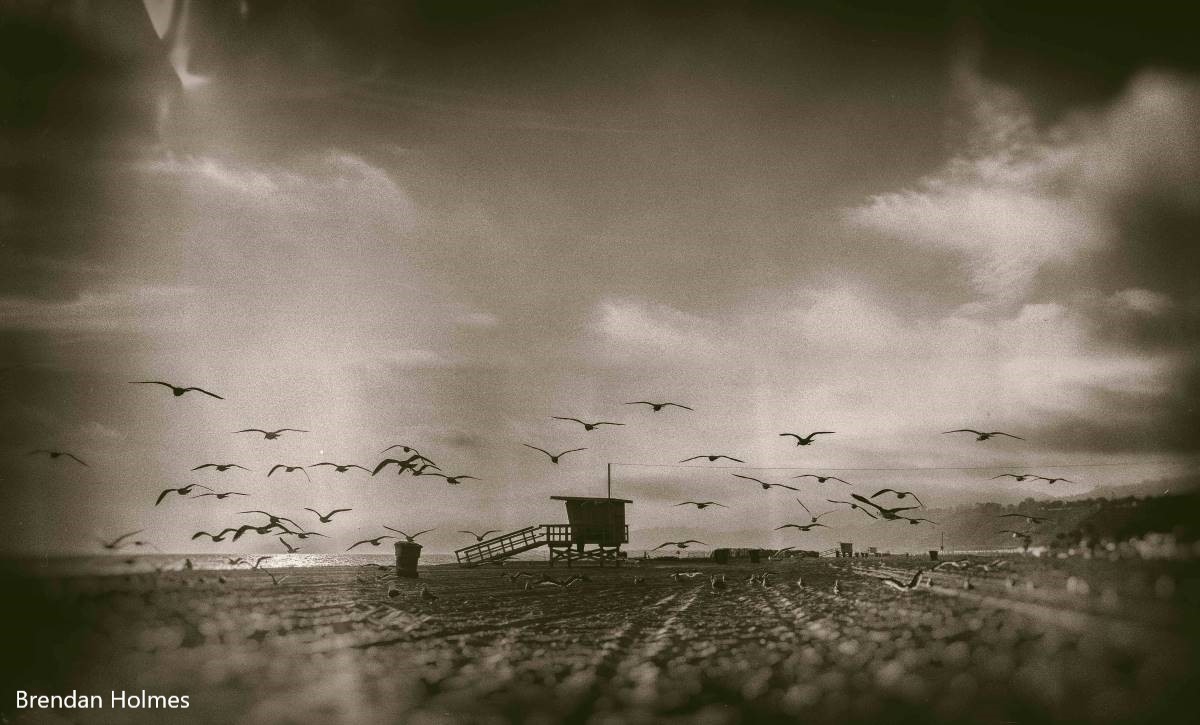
[[28, 383, 1066, 559]]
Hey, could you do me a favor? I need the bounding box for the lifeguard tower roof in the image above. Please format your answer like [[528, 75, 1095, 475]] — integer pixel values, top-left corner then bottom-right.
[[549, 496, 633, 503]]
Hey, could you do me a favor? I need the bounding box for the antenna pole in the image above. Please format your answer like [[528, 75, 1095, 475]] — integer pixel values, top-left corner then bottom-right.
[[607, 462, 612, 498]]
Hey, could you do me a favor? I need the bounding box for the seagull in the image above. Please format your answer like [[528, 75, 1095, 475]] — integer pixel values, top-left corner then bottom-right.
[[880, 569, 925, 591], [775, 522, 829, 532], [458, 529, 500, 542], [231, 523, 288, 541], [347, 536, 396, 551], [27, 449, 88, 466], [522, 444, 587, 463], [779, 432, 835, 446], [850, 493, 919, 521], [226, 557, 247, 566], [309, 462, 370, 473], [795, 499, 834, 522], [289, 530, 328, 540], [263, 569, 289, 586], [710, 574, 728, 592], [192, 463, 249, 472], [870, 489, 924, 507], [674, 501, 727, 509], [827, 498, 878, 519], [997, 513, 1050, 524], [267, 464, 311, 482], [625, 401, 693, 412], [1035, 477, 1074, 485], [191, 528, 239, 542], [943, 429, 1024, 441], [371, 456, 438, 476], [991, 474, 1037, 481], [99, 530, 144, 550], [652, 540, 706, 550], [156, 483, 214, 505], [792, 474, 850, 485], [681, 455, 744, 463], [733, 474, 798, 491], [249, 556, 272, 570], [384, 526, 434, 542], [129, 381, 223, 399], [420, 586, 438, 601], [425, 474, 478, 485], [239, 510, 303, 530], [279, 537, 300, 553], [192, 491, 249, 500], [896, 516, 938, 526], [552, 417, 624, 431], [380, 444, 421, 455], [236, 428, 308, 440], [305, 508, 352, 523]]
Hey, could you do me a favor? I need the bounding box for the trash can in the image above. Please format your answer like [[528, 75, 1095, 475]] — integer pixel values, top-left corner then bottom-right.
[[395, 541, 422, 578], [749, 549, 761, 564], [927, 550, 939, 561], [712, 549, 731, 564]]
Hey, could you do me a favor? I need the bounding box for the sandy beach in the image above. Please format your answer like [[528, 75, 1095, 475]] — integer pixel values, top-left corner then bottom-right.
[[3, 555, 1197, 724]]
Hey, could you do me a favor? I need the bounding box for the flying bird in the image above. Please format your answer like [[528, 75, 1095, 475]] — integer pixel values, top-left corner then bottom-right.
[[674, 501, 727, 509], [309, 462, 369, 473], [347, 535, 396, 551], [733, 474, 798, 491], [192, 463, 249, 472], [191, 529, 239, 542], [850, 493, 919, 521], [522, 444, 587, 463], [236, 428, 308, 440], [652, 540, 706, 550], [27, 449, 88, 466], [943, 429, 1024, 441], [897, 516, 938, 526], [828, 498, 878, 519], [552, 417, 624, 431], [156, 483, 214, 505], [880, 569, 925, 591], [792, 474, 850, 485], [129, 381, 223, 399], [680, 455, 744, 463], [1035, 477, 1074, 485], [775, 522, 829, 532], [426, 473, 478, 485], [239, 510, 302, 530], [384, 526, 434, 542], [991, 473, 1037, 481], [267, 464, 311, 482], [795, 499, 834, 522], [304, 508, 352, 523], [870, 489, 924, 507], [371, 456, 439, 476], [997, 513, 1050, 524], [380, 444, 421, 455], [279, 537, 300, 553], [458, 529, 500, 542], [779, 432, 835, 446], [625, 401, 693, 412], [192, 491, 249, 500], [99, 530, 144, 550]]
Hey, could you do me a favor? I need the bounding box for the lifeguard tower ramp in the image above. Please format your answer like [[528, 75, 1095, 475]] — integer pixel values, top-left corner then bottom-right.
[[455, 496, 631, 566]]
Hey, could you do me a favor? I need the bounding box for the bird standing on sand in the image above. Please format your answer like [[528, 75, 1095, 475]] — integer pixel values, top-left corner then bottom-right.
[[129, 381, 223, 399], [733, 474, 798, 491], [459, 529, 500, 542], [552, 417, 624, 431], [675, 501, 727, 509], [27, 449, 88, 466], [680, 454, 744, 463], [779, 432, 835, 446], [792, 474, 849, 485], [710, 574, 728, 592], [347, 535, 396, 551], [305, 508, 352, 523], [384, 526, 434, 542], [192, 463, 249, 472], [870, 489, 924, 507], [943, 429, 1023, 441], [652, 540, 706, 550], [268, 464, 311, 482], [236, 428, 308, 440], [156, 483, 214, 505], [625, 401, 693, 412], [420, 586, 438, 601], [522, 444, 587, 464]]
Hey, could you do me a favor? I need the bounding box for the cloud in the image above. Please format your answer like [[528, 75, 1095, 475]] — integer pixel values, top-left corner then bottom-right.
[[0, 285, 198, 332]]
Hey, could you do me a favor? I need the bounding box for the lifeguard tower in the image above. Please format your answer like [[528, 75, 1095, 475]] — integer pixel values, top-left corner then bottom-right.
[[454, 495, 631, 567]]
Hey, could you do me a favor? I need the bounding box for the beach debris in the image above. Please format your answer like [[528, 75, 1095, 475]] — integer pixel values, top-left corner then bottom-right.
[[387, 585, 401, 598], [420, 586, 439, 601]]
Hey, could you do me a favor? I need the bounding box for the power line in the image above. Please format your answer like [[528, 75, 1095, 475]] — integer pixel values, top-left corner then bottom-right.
[[608, 459, 1195, 472]]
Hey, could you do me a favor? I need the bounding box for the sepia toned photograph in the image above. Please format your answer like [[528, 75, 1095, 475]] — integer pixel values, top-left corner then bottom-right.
[[1, 1, 1197, 723]]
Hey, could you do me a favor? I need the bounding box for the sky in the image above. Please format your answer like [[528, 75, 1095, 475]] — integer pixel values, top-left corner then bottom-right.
[[1, 0, 1197, 556]]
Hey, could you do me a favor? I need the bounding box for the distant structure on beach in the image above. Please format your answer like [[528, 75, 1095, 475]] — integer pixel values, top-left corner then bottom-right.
[[455, 496, 632, 567]]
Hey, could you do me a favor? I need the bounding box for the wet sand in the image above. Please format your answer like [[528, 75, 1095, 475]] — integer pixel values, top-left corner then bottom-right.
[[2, 556, 1198, 724]]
